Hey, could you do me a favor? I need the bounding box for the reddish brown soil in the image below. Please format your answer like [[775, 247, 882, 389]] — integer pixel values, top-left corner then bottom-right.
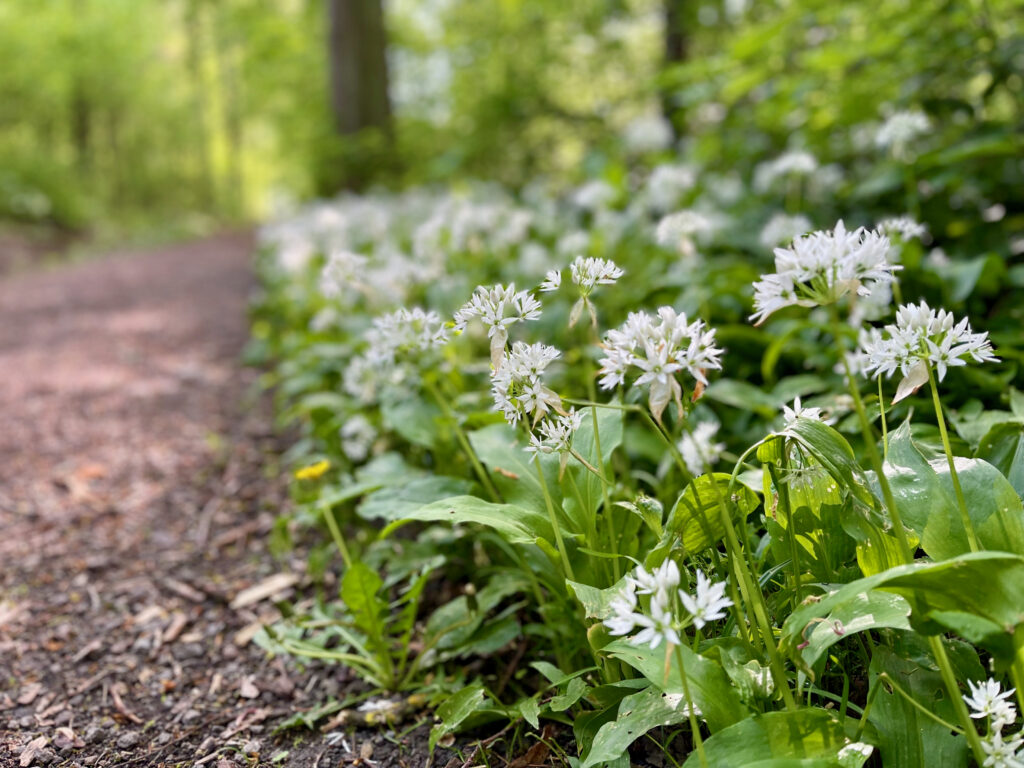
[[0, 236, 452, 767]]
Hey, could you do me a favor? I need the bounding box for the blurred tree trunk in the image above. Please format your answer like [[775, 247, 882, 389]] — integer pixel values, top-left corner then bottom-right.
[[186, 0, 215, 209], [662, 0, 688, 138], [325, 0, 392, 191], [212, 5, 244, 216]]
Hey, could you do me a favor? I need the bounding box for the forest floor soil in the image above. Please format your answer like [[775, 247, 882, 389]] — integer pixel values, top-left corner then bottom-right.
[[0, 235, 452, 768]]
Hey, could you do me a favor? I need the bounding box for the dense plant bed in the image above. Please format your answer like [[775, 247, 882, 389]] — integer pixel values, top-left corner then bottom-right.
[[247, 114, 1024, 766]]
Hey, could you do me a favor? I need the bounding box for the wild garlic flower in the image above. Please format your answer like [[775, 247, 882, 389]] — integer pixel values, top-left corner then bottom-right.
[[980, 732, 1024, 768], [759, 213, 812, 249], [539, 269, 562, 292], [526, 408, 583, 473], [966, 678, 1019, 731], [603, 563, 732, 649], [645, 164, 697, 213], [538, 256, 625, 327], [340, 415, 376, 462], [319, 249, 368, 299], [878, 216, 927, 243], [365, 307, 450, 366], [858, 301, 999, 402], [571, 180, 617, 212], [557, 230, 592, 257], [679, 571, 732, 629], [656, 210, 718, 261], [454, 283, 543, 368], [491, 342, 562, 425], [875, 110, 931, 158], [782, 397, 823, 426], [622, 114, 674, 154], [678, 421, 725, 476], [599, 308, 724, 422], [750, 220, 899, 325], [753, 150, 818, 192]]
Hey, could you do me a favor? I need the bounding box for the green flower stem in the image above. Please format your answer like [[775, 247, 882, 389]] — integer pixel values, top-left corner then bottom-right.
[[535, 457, 576, 582], [673, 642, 709, 768], [878, 377, 889, 463], [1011, 626, 1024, 716], [926, 363, 981, 553], [322, 501, 353, 569], [928, 635, 987, 765], [638, 407, 693, 484], [424, 379, 502, 503], [834, 327, 914, 563], [582, 350, 620, 582], [768, 461, 803, 607]]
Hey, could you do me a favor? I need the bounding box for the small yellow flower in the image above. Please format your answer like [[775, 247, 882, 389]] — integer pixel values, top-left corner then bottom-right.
[[294, 459, 330, 481]]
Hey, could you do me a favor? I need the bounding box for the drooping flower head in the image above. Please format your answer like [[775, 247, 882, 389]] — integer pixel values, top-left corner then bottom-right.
[[525, 408, 583, 474], [858, 301, 999, 402], [543, 256, 625, 326], [454, 283, 542, 368], [750, 220, 899, 325], [599, 307, 724, 422]]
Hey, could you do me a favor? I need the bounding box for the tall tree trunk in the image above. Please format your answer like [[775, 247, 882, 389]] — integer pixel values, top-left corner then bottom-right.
[[662, 0, 689, 138], [325, 0, 392, 191], [186, 0, 216, 209]]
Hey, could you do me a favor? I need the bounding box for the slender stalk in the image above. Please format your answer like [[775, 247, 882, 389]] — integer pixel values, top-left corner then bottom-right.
[[424, 379, 501, 503], [880, 374, 888, 460], [835, 326, 914, 562], [1011, 626, 1024, 716], [926, 364, 981, 552], [928, 636, 987, 764], [535, 457, 576, 581], [769, 461, 803, 607], [322, 502, 353, 569], [673, 643, 709, 768]]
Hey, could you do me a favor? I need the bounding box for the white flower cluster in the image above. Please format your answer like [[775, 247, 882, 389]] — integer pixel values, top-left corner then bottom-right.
[[340, 415, 376, 462], [875, 110, 931, 156], [455, 283, 543, 367], [782, 396, 824, 427], [678, 421, 725, 476], [320, 249, 368, 299], [604, 562, 732, 650], [526, 408, 584, 472], [570, 256, 625, 295], [858, 301, 999, 402], [644, 164, 697, 213], [571, 180, 617, 212], [365, 307, 450, 366], [753, 150, 818, 192], [878, 216, 927, 242], [599, 308, 724, 422], [622, 114, 674, 154], [963, 678, 1023, 768], [491, 341, 563, 425], [759, 213, 812, 249], [750, 220, 899, 325], [655, 210, 719, 261]]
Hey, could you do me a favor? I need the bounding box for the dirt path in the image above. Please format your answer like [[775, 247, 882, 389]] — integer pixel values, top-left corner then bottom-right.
[[0, 235, 317, 767]]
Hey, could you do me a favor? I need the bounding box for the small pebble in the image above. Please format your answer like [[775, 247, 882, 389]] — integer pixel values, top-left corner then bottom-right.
[[83, 725, 104, 744], [116, 732, 140, 749]]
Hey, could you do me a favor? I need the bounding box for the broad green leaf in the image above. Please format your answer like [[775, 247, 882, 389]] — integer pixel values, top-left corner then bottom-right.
[[340, 562, 386, 650], [550, 677, 589, 712], [381, 397, 443, 448], [783, 552, 1024, 662], [660, 473, 760, 556], [469, 423, 562, 512], [562, 405, 624, 535], [884, 420, 1024, 559], [397, 495, 554, 545], [430, 684, 487, 750], [567, 576, 630, 621], [581, 685, 695, 768], [777, 419, 876, 509], [704, 379, 780, 417], [516, 696, 540, 728], [605, 638, 750, 732], [976, 422, 1024, 500], [683, 710, 871, 767], [867, 646, 967, 768], [356, 476, 474, 522], [780, 588, 911, 676]]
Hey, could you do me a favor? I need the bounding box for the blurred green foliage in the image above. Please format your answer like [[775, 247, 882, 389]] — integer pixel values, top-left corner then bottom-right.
[[0, 0, 1019, 240]]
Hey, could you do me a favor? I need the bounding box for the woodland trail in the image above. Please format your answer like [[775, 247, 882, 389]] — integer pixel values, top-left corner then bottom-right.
[[0, 235, 329, 767]]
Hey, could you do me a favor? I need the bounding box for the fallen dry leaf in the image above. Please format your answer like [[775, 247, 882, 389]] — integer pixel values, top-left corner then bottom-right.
[[239, 677, 260, 699], [19, 735, 48, 768], [229, 572, 299, 610], [17, 682, 42, 705]]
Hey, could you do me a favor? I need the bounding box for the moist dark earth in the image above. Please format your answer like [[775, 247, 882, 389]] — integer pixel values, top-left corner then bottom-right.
[[0, 235, 463, 767]]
